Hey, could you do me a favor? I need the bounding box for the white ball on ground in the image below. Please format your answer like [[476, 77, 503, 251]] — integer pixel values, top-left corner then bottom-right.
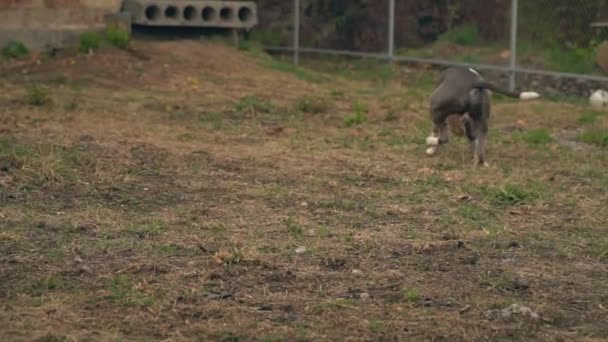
[[589, 89, 608, 111]]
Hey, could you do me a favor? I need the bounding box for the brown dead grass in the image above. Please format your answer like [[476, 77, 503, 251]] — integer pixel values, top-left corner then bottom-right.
[[0, 39, 607, 342]]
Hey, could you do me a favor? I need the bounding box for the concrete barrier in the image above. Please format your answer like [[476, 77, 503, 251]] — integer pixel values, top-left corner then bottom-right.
[[122, 0, 258, 29]]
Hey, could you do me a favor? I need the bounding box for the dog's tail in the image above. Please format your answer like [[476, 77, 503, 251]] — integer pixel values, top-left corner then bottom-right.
[[472, 80, 540, 100]]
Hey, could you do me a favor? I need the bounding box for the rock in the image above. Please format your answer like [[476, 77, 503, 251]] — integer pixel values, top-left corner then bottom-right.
[[295, 246, 307, 254], [499, 304, 540, 320], [359, 292, 370, 300], [459, 304, 472, 314], [79, 265, 92, 274], [351, 269, 363, 276]]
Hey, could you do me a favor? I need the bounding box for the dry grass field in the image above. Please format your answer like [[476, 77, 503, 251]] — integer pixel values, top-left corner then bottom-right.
[[0, 39, 607, 341]]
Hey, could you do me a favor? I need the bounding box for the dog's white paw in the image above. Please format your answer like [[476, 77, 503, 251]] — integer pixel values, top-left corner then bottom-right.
[[520, 92, 540, 100], [426, 136, 439, 146], [426, 147, 437, 156]]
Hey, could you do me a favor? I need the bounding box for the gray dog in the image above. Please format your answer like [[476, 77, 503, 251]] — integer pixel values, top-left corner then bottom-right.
[[425, 67, 540, 167]]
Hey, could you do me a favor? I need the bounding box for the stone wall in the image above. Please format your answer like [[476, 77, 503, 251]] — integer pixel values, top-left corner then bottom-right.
[[0, 0, 122, 50]]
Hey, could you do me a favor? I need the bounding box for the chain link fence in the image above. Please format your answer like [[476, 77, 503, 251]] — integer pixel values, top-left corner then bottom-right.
[[255, 0, 608, 97]]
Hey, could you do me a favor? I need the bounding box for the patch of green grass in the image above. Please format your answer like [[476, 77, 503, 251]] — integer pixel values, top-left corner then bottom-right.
[[383, 133, 410, 147], [247, 29, 284, 46], [479, 271, 516, 292], [285, 216, 303, 238], [238, 39, 266, 55], [25, 85, 51, 106], [316, 197, 363, 212], [61, 147, 96, 171], [44, 248, 66, 262], [34, 333, 68, 342], [408, 72, 437, 93], [577, 110, 606, 125], [458, 54, 482, 64], [234, 95, 273, 114], [464, 181, 545, 206], [0, 137, 32, 166], [105, 25, 130, 49], [589, 238, 608, 259], [293, 95, 331, 114], [28, 276, 65, 296], [79, 32, 102, 53], [514, 129, 553, 146], [330, 59, 396, 84], [264, 59, 327, 83], [155, 243, 191, 256], [199, 111, 224, 129], [455, 203, 498, 230], [317, 225, 333, 237], [578, 129, 608, 147], [490, 183, 543, 206], [312, 298, 358, 314], [545, 44, 597, 74], [109, 275, 155, 307], [260, 336, 283, 342], [344, 102, 368, 127], [127, 219, 168, 238], [439, 24, 479, 46], [404, 287, 420, 302], [216, 331, 243, 342], [1, 40, 29, 59], [368, 321, 388, 334]]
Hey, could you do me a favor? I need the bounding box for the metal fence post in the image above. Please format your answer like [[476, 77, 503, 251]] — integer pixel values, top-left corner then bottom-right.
[[293, 0, 300, 65], [388, 0, 395, 62], [509, 0, 518, 91]]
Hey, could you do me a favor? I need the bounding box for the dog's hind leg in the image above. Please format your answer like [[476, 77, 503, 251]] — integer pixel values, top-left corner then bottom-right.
[[464, 118, 489, 168], [473, 131, 489, 168], [464, 119, 488, 167], [464, 89, 491, 167]]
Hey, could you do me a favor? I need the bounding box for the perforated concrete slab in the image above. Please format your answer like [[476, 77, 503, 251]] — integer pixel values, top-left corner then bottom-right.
[[122, 0, 258, 29]]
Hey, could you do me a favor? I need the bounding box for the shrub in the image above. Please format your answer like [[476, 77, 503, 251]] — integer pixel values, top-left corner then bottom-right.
[[1, 40, 29, 59], [79, 32, 102, 53], [105, 25, 130, 49]]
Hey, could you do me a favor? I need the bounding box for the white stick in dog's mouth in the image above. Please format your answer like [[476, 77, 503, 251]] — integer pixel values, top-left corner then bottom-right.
[[519, 91, 540, 100]]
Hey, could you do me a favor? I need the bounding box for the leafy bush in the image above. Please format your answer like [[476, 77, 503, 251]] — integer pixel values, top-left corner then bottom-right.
[[1, 40, 29, 59], [105, 25, 130, 49], [79, 32, 102, 53]]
